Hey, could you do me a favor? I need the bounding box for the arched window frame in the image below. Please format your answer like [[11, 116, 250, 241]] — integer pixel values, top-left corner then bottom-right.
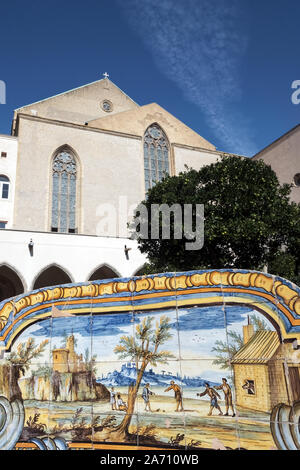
[[0, 175, 10, 200], [50, 147, 79, 233], [143, 124, 171, 192]]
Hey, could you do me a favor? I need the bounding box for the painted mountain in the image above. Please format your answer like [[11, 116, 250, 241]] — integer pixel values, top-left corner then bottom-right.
[[97, 363, 218, 387]]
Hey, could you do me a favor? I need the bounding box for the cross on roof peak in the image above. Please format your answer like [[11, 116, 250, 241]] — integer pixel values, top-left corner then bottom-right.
[[103, 72, 109, 79]]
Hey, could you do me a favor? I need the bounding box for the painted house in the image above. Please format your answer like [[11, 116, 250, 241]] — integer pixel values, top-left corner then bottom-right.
[[231, 324, 300, 413]]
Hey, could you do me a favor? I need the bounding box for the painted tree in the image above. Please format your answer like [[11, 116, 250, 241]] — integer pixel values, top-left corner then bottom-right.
[[2, 338, 49, 400], [211, 313, 271, 369], [113, 315, 174, 437], [9, 338, 49, 377]]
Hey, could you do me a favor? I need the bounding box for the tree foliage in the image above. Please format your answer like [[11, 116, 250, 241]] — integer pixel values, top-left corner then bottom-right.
[[9, 338, 49, 376], [113, 315, 174, 435], [132, 156, 300, 284], [211, 312, 271, 370], [114, 315, 174, 367]]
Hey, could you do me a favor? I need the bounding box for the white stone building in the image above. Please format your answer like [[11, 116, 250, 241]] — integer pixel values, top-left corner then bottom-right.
[[0, 77, 230, 301], [0, 77, 298, 301], [253, 123, 300, 204], [0, 134, 18, 229]]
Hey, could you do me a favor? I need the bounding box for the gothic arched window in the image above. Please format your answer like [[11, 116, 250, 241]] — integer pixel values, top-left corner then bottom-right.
[[51, 150, 77, 233], [143, 124, 170, 191], [0, 175, 10, 199]]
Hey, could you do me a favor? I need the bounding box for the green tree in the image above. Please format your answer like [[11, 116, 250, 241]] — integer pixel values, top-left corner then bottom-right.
[[132, 156, 300, 284], [112, 315, 174, 438], [211, 313, 271, 369]]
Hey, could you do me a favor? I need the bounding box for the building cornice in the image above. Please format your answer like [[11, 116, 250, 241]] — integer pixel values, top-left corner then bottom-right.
[[172, 142, 247, 158], [1, 227, 134, 240], [14, 114, 249, 157], [15, 113, 142, 140]]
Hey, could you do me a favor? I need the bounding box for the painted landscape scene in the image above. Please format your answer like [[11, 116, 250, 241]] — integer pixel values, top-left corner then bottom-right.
[[7, 303, 286, 450]]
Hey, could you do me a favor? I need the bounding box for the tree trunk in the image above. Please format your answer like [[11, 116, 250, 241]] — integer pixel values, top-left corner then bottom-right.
[[112, 364, 146, 438], [0, 364, 22, 402]]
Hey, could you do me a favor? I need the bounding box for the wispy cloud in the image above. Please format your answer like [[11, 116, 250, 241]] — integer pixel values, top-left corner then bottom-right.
[[117, 0, 257, 155]]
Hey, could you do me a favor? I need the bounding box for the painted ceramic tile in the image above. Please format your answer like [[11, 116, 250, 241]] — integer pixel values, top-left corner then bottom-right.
[[91, 413, 140, 448], [177, 305, 227, 360], [136, 359, 183, 416], [91, 360, 138, 430], [20, 401, 50, 445], [91, 312, 136, 362], [137, 412, 187, 449], [0, 269, 299, 450], [47, 408, 93, 445]]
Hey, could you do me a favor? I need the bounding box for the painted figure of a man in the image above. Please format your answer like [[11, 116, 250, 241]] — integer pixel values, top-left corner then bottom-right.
[[110, 386, 117, 410], [164, 380, 184, 412], [142, 383, 154, 411], [197, 382, 223, 416], [117, 393, 127, 412], [242, 379, 255, 395], [215, 378, 235, 417]]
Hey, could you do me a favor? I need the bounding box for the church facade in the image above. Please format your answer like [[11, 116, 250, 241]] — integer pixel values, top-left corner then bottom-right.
[[0, 77, 229, 301]]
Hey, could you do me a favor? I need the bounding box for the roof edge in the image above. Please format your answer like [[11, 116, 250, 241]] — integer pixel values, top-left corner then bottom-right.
[[253, 123, 300, 159], [14, 78, 139, 112]]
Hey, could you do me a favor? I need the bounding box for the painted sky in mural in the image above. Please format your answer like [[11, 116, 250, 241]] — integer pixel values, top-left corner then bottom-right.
[[13, 305, 274, 381]]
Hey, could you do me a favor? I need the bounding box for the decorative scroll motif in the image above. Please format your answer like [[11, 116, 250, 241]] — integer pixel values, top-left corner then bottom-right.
[[0, 270, 300, 351], [51, 150, 77, 233], [30, 437, 68, 450], [0, 315, 7, 329], [144, 124, 170, 191], [0, 396, 24, 450], [270, 402, 300, 450], [0, 269, 299, 451]]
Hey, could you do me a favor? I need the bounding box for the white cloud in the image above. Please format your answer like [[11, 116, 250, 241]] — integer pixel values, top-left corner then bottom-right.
[[118, 0, 257, 155]]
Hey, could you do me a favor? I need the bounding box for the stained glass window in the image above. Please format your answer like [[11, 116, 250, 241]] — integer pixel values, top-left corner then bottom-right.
[[51, 151, 77, 233], [144, 124, 170, 191]]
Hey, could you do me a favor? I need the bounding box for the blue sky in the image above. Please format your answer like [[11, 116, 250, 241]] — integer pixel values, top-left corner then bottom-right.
[[0, 0, 299, 155]]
